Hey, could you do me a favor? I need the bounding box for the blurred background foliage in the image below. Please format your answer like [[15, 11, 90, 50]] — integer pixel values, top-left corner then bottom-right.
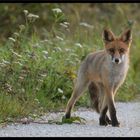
[[0, 3, 139, 123], [0, 3, 140, 41]]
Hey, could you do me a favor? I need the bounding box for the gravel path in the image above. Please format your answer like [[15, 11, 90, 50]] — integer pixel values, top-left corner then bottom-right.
[[0, 102, 139, 137]]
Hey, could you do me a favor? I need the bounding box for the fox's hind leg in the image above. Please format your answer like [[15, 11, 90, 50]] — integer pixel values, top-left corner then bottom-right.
[[64, 69, 89, 119], [88, 82, 100, 113], [88, 82, 111, 126]]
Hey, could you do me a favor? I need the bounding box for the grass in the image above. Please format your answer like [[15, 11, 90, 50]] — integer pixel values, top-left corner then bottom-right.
[[0, 7, 139, 124]]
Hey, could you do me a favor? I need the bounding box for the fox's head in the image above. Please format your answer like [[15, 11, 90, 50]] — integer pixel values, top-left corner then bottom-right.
[[103, 28, 132, 64]]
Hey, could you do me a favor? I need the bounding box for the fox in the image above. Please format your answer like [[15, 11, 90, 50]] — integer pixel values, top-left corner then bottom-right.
[[64, 28, 132, 127]]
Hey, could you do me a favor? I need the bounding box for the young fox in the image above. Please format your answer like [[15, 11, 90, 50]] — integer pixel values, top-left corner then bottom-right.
[[64, 28, 132, 127]]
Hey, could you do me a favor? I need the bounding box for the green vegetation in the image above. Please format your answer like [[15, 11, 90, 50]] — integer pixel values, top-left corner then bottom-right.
[[47, 116, 86, 125], [0, 4, 139, 123]]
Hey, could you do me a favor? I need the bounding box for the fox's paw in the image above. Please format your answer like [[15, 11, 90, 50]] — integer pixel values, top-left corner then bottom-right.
[[112, 121, 120, 127], [99, 118, 108, 126], [63, 113, 71, 119]]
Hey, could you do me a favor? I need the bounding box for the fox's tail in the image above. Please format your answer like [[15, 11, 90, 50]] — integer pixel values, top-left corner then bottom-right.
[[88, 82, 100, 113]]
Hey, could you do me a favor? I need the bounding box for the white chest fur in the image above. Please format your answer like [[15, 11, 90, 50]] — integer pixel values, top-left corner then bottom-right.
[[109, 61, 129, 88]]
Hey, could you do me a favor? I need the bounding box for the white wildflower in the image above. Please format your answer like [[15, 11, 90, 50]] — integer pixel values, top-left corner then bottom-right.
[[63, 22, 70, 25], [14, 62, 23, 66], [60, 23, 68, 28], [14, 32, 19, 37], [2, 59, 10, 64], [65, 48, 71, 52], [75, 43, 83, 48], [55, 47, 62, 51], [34, 98, 40, 104], [52, 8, 62, 13], [40, 74, 47, 77], [42, 50, 48, 55], [27, 13, 39, 19], [40, 39, 48, 43], [56, 36, 63, 41], [61, 95, 66, 100], [38, 79, 43, 82], [19, 76, 24, 80], [58, 88, 63, 94], [79, 22, 94, 29], [0, 62, 6, 67], [48, 57, 52, 59], [32, 43, 41, 48], [42, 50, 48, 59], [21, 88, 25, 93], [19, 25, 25, 31], [8, 37, 16, 42], [11, 50, 22, 58], [23, 10, 29, 16]]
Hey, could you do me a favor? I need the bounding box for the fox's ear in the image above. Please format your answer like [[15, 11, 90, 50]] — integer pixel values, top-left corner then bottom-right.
[[102, 29, 115, 44], [119, 29, 132, 44]]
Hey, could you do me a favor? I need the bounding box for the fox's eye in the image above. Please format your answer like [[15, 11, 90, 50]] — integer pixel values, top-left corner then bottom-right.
[[119, 48, 125, 53], [109, 48, 115, 53]]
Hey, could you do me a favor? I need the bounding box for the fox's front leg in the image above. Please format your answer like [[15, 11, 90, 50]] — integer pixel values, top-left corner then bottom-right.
[[99, 94, 111, 126], [105, 88, 120, 127]]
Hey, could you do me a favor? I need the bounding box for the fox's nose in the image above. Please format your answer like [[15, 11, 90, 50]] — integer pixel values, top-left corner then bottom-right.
[[115, 58, 119, 64]]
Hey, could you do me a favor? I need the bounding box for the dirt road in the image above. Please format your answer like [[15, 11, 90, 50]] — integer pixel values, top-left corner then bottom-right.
[[0, 102, 139, 137]]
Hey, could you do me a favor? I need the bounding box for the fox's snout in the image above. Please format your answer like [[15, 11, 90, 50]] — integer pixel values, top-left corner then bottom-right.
[[112, 57, 122, 64], [111, 54, 125, 64]]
